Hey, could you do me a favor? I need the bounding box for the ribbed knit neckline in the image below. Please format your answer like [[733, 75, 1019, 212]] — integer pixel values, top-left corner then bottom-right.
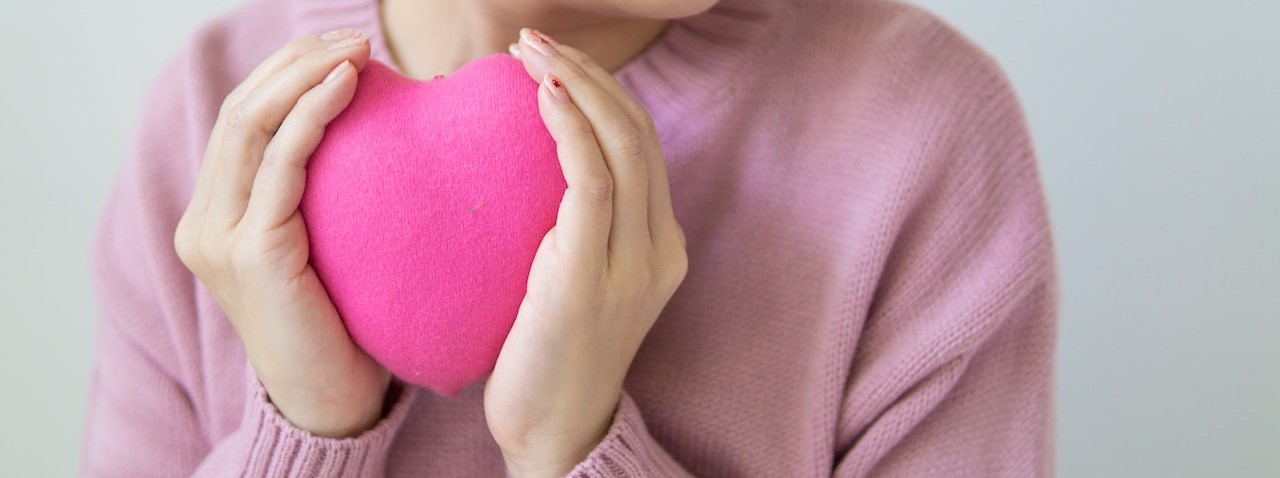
[[289, 0, 784, 128]]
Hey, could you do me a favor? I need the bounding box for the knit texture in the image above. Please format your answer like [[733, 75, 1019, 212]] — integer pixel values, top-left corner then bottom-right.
[[83, 0, 1059, 476], [300, 55, 564, 398]]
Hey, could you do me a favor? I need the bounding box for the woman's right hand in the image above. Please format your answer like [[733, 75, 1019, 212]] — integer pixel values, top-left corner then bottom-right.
[[173, 29, 388, 438]]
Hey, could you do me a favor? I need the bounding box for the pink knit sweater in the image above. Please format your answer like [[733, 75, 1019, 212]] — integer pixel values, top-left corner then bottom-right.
[[83, 0, 1059, 476]]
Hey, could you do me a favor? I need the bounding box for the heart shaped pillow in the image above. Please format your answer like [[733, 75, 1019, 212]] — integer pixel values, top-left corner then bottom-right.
[[300, 54, 565, 397]]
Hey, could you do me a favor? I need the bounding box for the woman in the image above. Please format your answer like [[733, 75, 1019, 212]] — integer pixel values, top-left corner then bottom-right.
[[83, 0, 1059, 475]]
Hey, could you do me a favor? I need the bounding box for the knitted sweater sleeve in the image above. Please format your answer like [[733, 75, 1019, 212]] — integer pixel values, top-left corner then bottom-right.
[[81, 49, 417, 477]]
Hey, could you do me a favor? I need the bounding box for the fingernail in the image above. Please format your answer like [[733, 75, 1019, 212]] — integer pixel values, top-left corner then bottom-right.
[[543, 73, 569, 102], [323, 60, 352, 84], [507, 42, 522, 59], [326, 31, 368, 51], [520, 28, 559, 57], [320, 28, 360, 42]]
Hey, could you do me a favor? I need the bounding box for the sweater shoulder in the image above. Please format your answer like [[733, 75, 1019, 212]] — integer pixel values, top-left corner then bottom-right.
[[750, 0, 1035, 173], [154, 0, 295, 123], [129, 0, 297, 188], [770, 0, 1022, 115], [187, 0, 295, 71], [732, 1, 1050, 251]]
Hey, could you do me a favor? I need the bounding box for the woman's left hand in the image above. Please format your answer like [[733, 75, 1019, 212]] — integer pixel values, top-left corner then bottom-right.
[[484, 28, 689, 478]]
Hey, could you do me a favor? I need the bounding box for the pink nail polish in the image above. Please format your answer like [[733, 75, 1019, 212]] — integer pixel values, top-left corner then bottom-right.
[[520, 28, 559, 57], [543, 74, 570, 102]]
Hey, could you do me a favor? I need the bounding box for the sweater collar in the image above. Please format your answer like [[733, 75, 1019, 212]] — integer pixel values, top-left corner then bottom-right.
[[290, 0, 784, 126]]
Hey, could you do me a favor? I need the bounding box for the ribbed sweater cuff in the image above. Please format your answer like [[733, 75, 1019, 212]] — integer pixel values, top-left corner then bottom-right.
[[238, 368, 417, 477], [567, 391, 693, 477]]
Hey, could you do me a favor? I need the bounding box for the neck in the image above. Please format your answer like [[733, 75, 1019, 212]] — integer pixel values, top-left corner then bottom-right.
[[379, 0, 671, 80]]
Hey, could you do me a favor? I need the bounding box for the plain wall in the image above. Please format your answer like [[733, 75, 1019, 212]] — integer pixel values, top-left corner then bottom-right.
[[908, 1, 1280, 476], [1, 0, 1276, 476], [0, 2, 240, 475]]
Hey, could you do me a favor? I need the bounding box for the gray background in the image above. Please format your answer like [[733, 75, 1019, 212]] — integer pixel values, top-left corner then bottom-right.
[[1, 0, 1276, 476]]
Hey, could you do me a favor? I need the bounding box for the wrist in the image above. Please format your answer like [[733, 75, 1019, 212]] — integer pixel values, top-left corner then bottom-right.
[[501, 452, 582, 478], [266, 372, 393, 438], [500, 417, 611, 478]]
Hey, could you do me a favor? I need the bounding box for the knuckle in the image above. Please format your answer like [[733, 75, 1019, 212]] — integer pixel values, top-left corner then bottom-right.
[[256, 158, 296, 191], [256, 158, 282, 185], [260, 140, 285, 168], [565, 116, 595, 137], [173, 220, 199, 266], [611, 126, 647, 161], [667, 249, 689, 286], [635, 109, 658, 137], [224, 102, 272, 143], [288, 91, 317, 116], [584, 174, 614, 202], [255, 163, 281, 189], [218, 94, 241, 119], [558, 64, 592, 85], [284, 105, 326, 138], [223, 101, 252, 135]]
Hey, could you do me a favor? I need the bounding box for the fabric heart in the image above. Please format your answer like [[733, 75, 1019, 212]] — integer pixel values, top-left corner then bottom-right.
[[300, 54, 565, 398]]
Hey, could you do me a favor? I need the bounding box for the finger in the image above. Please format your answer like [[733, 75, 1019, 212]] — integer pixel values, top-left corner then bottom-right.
[[223, 31, 360, 117], [537, 73, 613, 267], [241, 60, 359, 231], [210, 35, 371, 226], [515, 29, 650, 254], [550, 46, 651, 138], [554, 44, 681, 249], [192, 30, 366, 218]]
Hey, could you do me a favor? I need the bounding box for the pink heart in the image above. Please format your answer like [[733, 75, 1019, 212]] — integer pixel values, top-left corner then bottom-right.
[[300, 54, 565, 397]]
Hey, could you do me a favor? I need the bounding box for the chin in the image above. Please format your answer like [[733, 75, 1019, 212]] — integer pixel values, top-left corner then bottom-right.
[[586, 0, 720, 19]]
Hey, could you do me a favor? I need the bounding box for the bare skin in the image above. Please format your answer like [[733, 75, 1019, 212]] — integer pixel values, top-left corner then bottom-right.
[[175, 1, 707, 476], [381, 0, 686, 79]]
